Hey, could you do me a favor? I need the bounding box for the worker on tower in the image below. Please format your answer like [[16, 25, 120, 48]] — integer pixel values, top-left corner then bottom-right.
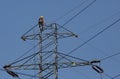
[[38, 16, 45, 31]]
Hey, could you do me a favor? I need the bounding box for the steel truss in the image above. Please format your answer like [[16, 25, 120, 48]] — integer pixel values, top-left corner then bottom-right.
[[3, 23, 103, 79]]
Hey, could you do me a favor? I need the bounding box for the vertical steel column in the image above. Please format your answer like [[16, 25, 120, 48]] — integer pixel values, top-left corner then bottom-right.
[[53, 23, 58, 79], [38, 26, 43, 79]]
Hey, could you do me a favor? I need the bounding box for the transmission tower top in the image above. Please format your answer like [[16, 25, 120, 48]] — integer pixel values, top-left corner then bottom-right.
[[21, 17, 78, 41]]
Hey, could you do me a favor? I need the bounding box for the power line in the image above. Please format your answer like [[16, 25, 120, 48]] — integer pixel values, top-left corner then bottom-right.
[[100, 51, 120, 61], [58, 52, 88, 62], [112, 73, 120, 79], [62, 0, 96, 27], [52, 0, 89, 23], [103, 72, 113, 79], [22, 24, 38, 36], [67, 18, 120, 54], [79, 9, 120, 35], [53, 0, 96, 38]]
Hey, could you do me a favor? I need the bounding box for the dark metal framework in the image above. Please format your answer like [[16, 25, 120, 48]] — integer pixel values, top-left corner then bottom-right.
[[3, 23, 102, 79]]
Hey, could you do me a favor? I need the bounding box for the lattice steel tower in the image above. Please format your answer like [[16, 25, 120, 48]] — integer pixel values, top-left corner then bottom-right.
[[3, 18, 103, 79]]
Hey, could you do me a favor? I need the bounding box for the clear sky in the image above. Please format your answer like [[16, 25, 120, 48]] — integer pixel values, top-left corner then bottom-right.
[[0, 0, 120, 79]]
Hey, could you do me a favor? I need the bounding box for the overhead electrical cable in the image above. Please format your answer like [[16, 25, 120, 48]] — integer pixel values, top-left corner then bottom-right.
[[62, 0, 96, 27], [67, 18, 120, 55], [22, 24, 38, 36], [11, 43, 39, 64], [58, 52, 88, 62], [56, 0, 96, 40], [10, 51, 40, 65], [70, 68, 92, 79], [112, 73, 120, 79], [53, 0, 89, 23], [103, 73, 113, 79], [79, 9, 120, 34], [100, 51, 120, 61]]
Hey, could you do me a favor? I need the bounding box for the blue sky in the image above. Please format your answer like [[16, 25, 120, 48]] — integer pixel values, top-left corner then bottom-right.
[[0, 0, 120, 79]]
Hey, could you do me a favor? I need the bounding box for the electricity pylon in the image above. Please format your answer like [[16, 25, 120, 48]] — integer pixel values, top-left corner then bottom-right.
[[3, 22, 103, 79]]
